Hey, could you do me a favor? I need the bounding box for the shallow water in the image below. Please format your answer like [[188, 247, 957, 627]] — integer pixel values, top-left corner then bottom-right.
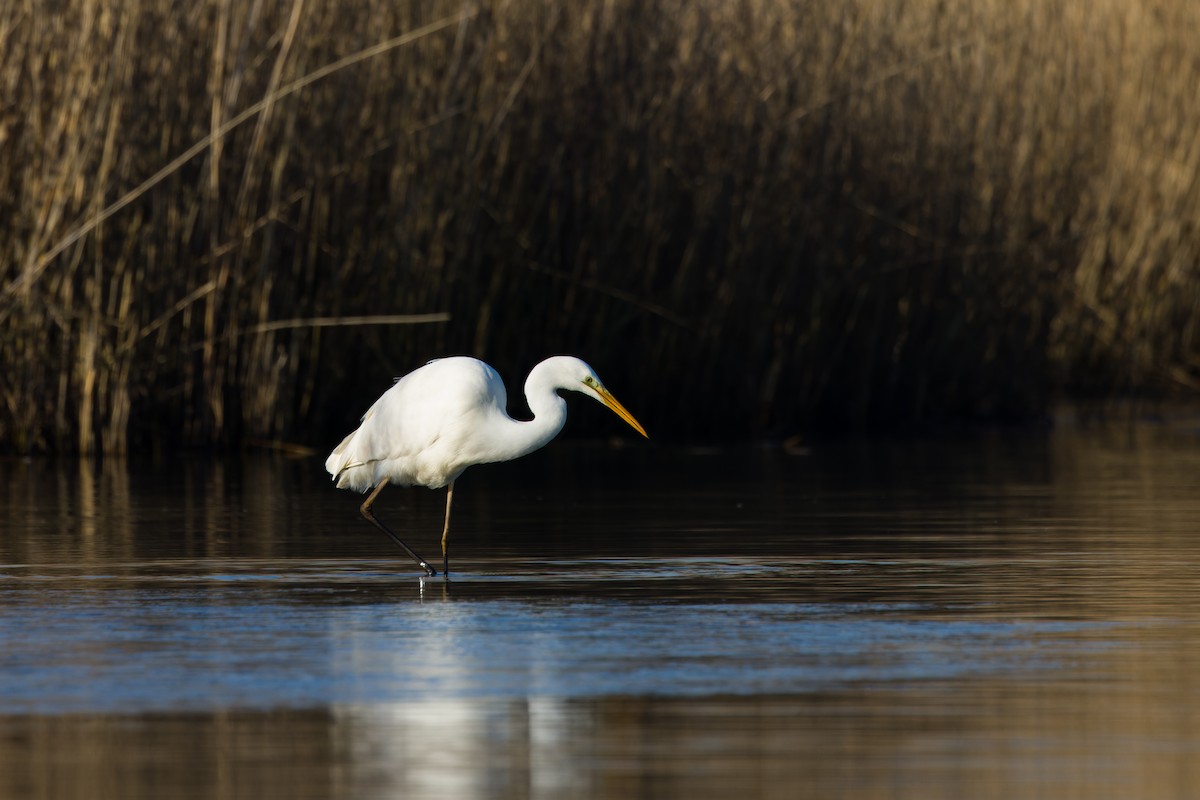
[[2, 421, 1199, 798]]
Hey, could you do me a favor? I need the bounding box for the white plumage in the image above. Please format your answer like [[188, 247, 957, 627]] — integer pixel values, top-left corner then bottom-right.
[[326, 358, 511, 492], [326, 355, 647, 577]]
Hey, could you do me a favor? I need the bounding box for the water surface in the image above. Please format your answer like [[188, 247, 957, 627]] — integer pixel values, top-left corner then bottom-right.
[[1, 422, 1199, 798]]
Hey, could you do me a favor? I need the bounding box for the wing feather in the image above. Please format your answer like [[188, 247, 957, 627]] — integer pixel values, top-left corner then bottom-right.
[[325, 357, 508, 491]]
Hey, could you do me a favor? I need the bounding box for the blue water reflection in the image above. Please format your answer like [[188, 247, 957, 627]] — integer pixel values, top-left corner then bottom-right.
[[0, 560, 1113, 714], [2, 428, 1199, 799]]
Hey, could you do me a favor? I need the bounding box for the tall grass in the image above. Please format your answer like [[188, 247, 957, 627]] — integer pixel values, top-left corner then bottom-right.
[[2, 0, 1198, 452]]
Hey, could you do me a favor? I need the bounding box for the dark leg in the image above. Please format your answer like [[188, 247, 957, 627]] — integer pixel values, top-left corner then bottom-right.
[[440, 481, 454, 576], [360, 478, 437, 577]]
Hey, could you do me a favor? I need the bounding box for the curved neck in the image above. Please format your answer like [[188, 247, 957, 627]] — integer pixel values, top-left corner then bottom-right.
[[486, 361, 568, 463], [522, 373, 569, 455]]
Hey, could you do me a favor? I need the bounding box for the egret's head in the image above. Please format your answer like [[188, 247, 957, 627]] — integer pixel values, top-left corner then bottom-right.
[[577, 368, 648, 439], [541, 356, 649, 438]]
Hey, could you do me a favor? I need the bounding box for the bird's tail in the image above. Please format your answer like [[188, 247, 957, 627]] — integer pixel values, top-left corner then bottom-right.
[[325, 429, 375, 491], [324, 430, 356, 477]]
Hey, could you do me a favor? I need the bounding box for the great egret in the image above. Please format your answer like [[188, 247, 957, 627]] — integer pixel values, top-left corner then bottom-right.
[[325, 355, 648, 577]]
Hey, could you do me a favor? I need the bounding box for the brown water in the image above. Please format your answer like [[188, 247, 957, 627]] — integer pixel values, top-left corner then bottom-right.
[[1, 422, 1199, 799]]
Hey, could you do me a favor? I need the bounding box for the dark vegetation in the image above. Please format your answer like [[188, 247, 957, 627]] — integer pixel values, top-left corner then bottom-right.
[[2, 0, 1198, 452]]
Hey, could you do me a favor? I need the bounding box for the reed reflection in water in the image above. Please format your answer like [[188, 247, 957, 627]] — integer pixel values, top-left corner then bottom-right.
[[1, 421, 1199, 799]]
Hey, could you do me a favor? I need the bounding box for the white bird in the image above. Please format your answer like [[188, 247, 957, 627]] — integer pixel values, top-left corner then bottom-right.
[[325, 355, 648, 577]]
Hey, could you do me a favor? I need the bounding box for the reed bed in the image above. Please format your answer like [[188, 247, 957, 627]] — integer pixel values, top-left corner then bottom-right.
[[2, 0, 1198, 452]]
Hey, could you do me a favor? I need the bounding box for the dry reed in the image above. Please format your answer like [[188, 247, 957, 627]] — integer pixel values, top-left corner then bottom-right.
[[1, 0, 1198, 452]]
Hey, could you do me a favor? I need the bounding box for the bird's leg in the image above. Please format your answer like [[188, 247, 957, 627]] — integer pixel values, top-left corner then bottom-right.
[[360, 478, 437, 577], [441, 481, 454, 577]]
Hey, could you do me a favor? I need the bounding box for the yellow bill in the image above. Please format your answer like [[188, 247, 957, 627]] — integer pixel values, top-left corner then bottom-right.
[[596, 386, 649, 438]]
